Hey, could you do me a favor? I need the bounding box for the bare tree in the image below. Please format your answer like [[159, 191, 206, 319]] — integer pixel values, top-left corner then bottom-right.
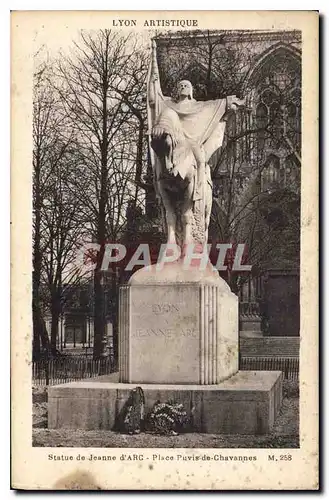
[[33, 59, 64, 357], [33, 57, 90, 355], [40, 137, 90, 354], [55, 30, 149, 358]]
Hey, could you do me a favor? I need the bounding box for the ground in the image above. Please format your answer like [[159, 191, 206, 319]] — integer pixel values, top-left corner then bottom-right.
[[32, 379, 299, 448]]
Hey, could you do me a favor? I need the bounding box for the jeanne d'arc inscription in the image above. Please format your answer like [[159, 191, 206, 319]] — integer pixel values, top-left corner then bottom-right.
[[133, 328, 197, 338]]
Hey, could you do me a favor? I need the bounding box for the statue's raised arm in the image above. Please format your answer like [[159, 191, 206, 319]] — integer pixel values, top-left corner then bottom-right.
[[147, 40, 165, 202], [147, 40, 165, 110]]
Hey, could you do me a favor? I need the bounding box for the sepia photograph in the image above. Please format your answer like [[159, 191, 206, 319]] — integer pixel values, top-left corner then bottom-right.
[[11, 10, 318, 490]]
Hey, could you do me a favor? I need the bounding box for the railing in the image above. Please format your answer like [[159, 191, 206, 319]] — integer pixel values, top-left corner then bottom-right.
[[240, 356, 299, 380], [32, 355, 115, 386], [33, 355, 299, 385], [240, 337, 300, 357], [239, 301, 261, 317]]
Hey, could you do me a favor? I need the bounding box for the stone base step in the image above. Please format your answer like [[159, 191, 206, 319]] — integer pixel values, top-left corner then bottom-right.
[[48, 371, 282, 435]]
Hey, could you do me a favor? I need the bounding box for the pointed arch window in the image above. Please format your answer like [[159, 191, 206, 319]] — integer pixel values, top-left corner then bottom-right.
[[261, 154, 280, 192], [285, 154, 300, 192], [250, 47, 301, 156], [227, 111, 237, 164], [285, 87, 301, 149], [256, 102, 268, 151], [270, 101, 284, 142]]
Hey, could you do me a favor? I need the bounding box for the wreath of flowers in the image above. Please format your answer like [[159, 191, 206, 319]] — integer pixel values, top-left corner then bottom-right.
[[146, 400, 190, 435]]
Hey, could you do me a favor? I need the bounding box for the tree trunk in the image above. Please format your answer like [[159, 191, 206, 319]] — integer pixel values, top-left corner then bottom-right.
[[39, 315, 50, 350], [93, 267, 107, 359], [206, 44, 213, 97], [32, 299, 49, 359], [32, 154, 50, 358], [111, 268, 119, 369], [134, 120, 144, 204], [93, 185, 107, 358], [32, 300, 41, 359], [93, 65, 109, 359], [50, 295, 61, 355]]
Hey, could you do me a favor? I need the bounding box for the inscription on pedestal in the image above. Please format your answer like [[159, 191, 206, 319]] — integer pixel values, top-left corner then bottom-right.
[[133, 328, 197, 338], [133, 303, 182, 314], [130, 285, 200, 384], [119, 280, 239, 385]]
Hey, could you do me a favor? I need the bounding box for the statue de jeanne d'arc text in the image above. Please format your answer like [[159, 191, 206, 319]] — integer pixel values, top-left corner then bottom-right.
[[147, 39, 245, 250]]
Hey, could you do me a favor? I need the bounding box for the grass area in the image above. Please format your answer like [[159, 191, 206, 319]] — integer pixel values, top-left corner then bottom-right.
[[32, 380, 299, 449]]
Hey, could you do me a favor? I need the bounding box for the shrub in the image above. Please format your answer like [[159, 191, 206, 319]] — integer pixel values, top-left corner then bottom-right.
[[283, 379, 299, 398]]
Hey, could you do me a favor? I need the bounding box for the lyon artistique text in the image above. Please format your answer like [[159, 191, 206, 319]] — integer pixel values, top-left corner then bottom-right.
[[112, 19, 198, 28]]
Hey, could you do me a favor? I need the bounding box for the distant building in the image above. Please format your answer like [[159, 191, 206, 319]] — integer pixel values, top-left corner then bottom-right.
[[43, 277, 116, 353]]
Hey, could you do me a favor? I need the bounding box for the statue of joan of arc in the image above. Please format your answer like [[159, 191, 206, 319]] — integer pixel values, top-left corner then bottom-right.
[[147, 40, 245, 203], [147, 39, 245, 246]]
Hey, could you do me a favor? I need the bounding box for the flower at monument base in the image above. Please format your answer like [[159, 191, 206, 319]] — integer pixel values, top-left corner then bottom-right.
[[119, 387, 145, 435], [146, 401, 190, 435]]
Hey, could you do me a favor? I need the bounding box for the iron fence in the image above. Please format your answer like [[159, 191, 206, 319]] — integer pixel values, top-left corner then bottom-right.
[[33, 354, 299, 386], [32, 355, 115, 386], [240, 356, 299, 379]]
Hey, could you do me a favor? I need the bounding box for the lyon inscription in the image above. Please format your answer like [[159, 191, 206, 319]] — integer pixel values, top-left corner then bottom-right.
[[131, 302, 182, 314]]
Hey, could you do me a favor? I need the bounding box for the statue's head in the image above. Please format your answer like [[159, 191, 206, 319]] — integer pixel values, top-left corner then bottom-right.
[[177, 80, 193, 100]]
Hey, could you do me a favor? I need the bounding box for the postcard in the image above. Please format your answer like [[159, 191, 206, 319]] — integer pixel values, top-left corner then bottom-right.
[[11, 10, 318, 490]]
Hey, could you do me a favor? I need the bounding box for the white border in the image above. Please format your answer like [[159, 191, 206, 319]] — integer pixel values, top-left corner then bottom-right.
[[4, 3, 325, 498]]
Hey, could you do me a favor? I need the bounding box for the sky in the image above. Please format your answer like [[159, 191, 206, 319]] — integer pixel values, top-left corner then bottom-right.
[[32, 22, 154, 63]]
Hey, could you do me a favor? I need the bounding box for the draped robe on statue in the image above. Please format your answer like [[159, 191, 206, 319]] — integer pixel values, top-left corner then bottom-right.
[[147, 76, 232, 202]]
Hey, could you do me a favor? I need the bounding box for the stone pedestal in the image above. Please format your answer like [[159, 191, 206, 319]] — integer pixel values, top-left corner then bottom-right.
[[48, 371, 283, 435], [119, 262, 238, 384], [47, 261, 284, 436]]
